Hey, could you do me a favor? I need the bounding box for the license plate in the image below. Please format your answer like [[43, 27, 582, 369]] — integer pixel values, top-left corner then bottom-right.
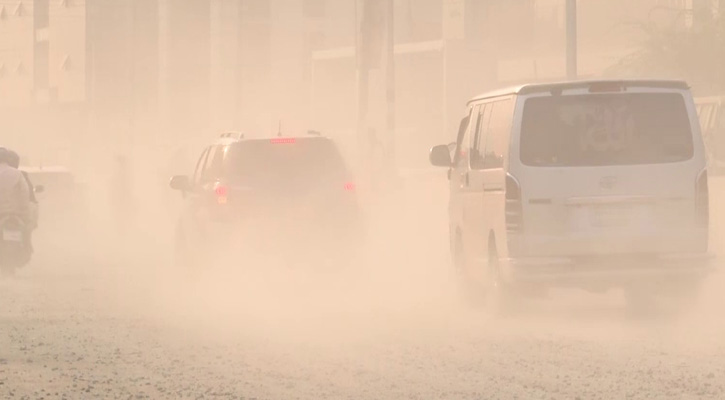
[[2, 230, 22, 242], [589, 206, 631, 228]]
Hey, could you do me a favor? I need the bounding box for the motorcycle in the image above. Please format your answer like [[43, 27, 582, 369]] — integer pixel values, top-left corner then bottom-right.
[[0, 215, 31, 276]]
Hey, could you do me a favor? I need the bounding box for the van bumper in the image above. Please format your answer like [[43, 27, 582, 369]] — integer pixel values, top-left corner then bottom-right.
[[500, 253, 716, 288]]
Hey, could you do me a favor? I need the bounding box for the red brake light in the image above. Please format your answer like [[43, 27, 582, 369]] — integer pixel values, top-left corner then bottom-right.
[[271, 138, 296, 144], [344, 182, 356, 192], [215, 185, 228, 204]]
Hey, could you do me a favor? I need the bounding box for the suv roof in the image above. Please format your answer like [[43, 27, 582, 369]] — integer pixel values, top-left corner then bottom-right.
[[211, 131, 327, 146], [468, 79, 690, 104], [213, 133, 350, 189]]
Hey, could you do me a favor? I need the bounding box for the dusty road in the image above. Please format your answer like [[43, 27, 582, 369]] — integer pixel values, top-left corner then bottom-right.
[[2, 176, 725, 399]]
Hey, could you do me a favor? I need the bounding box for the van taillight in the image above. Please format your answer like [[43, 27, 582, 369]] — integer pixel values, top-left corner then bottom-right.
[[505, 174, 523, 234], [696, 169, 709, 229]]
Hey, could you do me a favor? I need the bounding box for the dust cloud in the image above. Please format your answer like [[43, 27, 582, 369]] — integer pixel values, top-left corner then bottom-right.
[[2, 1, 725, 399], [7, 167, 724, 398]]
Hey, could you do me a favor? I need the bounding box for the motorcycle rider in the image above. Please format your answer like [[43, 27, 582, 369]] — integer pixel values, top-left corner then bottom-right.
[[0, 148, 32, 253], [5, 150, 38, 229]]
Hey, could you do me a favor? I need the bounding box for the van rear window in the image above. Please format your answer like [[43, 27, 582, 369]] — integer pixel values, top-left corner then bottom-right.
[[520, 93, 694, 167]]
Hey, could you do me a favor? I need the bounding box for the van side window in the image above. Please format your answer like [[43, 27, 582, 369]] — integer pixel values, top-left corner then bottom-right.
[[452, 114, 470, 163], [456, 105, 481, 168], [483, 99, 514, 169], [453, 108, 472, 166], [471, 103, 492, 169]]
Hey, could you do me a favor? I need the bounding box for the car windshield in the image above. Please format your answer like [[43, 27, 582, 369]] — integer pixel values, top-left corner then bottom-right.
[[520, 93, 694, 167], [224, 138, 349, 187]]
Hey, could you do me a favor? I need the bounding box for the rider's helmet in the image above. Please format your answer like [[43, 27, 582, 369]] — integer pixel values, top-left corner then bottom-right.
[[6, 150, 20, 169]]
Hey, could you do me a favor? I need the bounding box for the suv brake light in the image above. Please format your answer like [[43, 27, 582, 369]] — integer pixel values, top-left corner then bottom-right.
[[215, 185, 228, 204], [271, 138, 296, 144]]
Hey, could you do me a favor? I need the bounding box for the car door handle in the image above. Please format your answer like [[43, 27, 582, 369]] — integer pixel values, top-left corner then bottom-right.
[[483, 186, 504, 193]]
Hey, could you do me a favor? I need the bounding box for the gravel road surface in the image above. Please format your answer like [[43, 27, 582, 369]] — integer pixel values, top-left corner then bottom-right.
[[1, 176, 724, 400]]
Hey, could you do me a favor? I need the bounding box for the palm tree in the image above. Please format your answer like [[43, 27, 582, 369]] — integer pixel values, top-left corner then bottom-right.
[[606, 5, 725, 96]]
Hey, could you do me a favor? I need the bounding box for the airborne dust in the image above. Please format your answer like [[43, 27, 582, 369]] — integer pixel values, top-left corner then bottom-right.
[[1, 1, 725, 399]]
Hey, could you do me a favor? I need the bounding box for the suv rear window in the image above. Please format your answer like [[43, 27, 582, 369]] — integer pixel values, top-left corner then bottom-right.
[[520, 93, 694, 167], [224, 138, 348, 185]]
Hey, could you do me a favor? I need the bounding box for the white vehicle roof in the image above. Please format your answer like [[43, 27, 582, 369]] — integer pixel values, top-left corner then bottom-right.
[[468, 79, 690, 105]]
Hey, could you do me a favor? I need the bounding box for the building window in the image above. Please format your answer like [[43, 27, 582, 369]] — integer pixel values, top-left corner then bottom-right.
[[304, 0, 326, 18], [14, 2, 27, 17], [658, 0, 690, 9], [308, 30, 326, 50], [243, 0, 270, 20]]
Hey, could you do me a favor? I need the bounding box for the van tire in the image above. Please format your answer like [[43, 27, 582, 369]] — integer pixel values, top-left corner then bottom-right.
[[485, 235, 518, 318], [452, 233, 488, 308], [624, 287, 659, 318], [658, 279, 703, 317]]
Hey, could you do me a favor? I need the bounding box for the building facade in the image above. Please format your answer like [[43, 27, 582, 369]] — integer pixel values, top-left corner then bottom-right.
[[0, 0, 718, 168]]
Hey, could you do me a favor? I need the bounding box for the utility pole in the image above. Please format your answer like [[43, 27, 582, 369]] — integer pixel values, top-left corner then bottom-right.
[[357, 0, 384, 188], [32, 0, 50, 104], [356, 0, 396, 189], [566, 0, 577, 80], [128, 0, 137, 153], [355, 0, 369, 169], [384, 0, 395, 177]]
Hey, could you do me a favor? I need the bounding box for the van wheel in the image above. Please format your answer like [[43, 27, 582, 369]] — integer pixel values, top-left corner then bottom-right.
[[655, 279, 702, 318], [667, 280, 702, 311], [485, 237, 518, 318], [624, 287, 659, 318], [452, 234, 487, 307]]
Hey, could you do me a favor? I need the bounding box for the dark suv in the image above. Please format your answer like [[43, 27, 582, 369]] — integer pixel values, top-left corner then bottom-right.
[[169, 132, 363, 269]]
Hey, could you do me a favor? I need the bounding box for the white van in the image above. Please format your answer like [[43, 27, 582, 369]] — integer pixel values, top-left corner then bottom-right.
[[430, 80, 713, 309]]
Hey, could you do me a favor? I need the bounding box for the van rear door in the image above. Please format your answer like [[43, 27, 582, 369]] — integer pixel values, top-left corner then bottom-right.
[[513, 87, 707, 257]]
